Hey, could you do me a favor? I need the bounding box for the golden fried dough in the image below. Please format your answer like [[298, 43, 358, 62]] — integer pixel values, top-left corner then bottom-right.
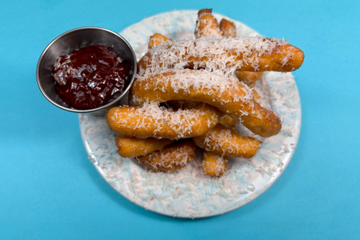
[[252, 89, 261, 100], [138, 37, 304, 73], [194, 8, 223, 39], [136, 139, 197, 172], [106, 103, 222, 140], [202, 150, 228, 177], [219, 115, 236, 129], [219, 18, 236, 38], [148, 33, 174, 49], [169, 100, 237, 129], [236, 71, 264, 88], [115, 136, 174, 158], [219, 18, 264, 87], [193, 124, 262, 158]]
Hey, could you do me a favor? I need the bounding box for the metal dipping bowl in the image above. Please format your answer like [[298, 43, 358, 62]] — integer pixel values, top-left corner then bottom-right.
[[36, 27, 137, 113]]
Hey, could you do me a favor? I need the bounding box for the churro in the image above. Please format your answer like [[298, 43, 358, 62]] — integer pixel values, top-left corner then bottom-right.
[[202, 150, 228, 177], [194, 8, 222, 39], [219, 18, 236, 38], [106, 103, 222, 140], [193, 124, 262, 159], [115, 136, 174, 158], [135, 139, 197, 172], [138, 37, 304, 74], [148, 33, 174, 49]]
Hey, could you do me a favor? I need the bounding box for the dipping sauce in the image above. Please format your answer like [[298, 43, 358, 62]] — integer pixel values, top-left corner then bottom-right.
[[53, 45, 132, 109]]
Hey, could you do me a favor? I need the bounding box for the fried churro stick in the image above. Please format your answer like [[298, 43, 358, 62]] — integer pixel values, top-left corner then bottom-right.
[[167, 100, 236, 129], [220, 18, 264, 87], [219, 18, 236, 38], [138, 37, 304, 73], [136, 139, 197, 172], [115, 136, 174, 158], [202, 150, 228, 177], [130, 70, 281, 137], [235, 71, 264, 88], [195, 8, 223, 39], [148, 33, 174, 49], [193, 124, 262, 159], [106, 103, 222, 140], [219, 115, 236, 129]]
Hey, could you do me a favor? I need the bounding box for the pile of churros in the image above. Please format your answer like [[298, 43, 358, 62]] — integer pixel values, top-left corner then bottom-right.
[[106, 9, 304, 177]]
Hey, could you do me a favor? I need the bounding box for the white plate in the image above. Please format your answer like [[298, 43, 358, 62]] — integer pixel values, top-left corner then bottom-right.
[[79, 10, 301, 218]]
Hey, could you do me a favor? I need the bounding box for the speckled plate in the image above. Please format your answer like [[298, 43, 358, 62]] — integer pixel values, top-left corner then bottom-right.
[[79, 10, 301, 218]]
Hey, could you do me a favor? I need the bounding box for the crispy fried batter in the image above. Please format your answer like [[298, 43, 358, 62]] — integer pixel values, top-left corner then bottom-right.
[[148, 33, 174, 49], [136, 139, 197, 172], [236, 71, 264, 88], [219, 114, 237, 129], [195, 8, 223, 39], [202, 150, 228, 177], [138, 38, 304, 73], [168, 100, 237, 129], [219, 18, 236, 38], [106, 103, 222, 140], [115, 136, 174, 158], [193, 124, 262, 158], [252, 89, 261, 100], [219, 18, 264, 87]]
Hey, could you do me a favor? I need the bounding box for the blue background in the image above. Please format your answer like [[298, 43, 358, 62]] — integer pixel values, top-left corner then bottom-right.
[[1, 0, 359, 239]]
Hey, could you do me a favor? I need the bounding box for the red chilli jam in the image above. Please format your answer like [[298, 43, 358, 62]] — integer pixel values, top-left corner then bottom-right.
[[53, 45, 132, 110]]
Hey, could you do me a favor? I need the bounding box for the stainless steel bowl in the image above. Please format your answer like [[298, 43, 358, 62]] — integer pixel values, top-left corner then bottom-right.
[[36, 27, 137, 113]]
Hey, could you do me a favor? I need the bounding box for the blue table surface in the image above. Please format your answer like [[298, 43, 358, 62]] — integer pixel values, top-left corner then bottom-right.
[[1, 0, 359, 239]]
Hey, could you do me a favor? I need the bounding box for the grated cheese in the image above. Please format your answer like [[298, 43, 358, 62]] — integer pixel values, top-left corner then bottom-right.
[[138, 36, 289, 76], [134, 69, 253, 106], [111, 103, 219, 139]]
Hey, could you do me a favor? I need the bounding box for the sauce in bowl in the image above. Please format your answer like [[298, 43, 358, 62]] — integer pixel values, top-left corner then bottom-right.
[[53, 45, 132, 110]]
